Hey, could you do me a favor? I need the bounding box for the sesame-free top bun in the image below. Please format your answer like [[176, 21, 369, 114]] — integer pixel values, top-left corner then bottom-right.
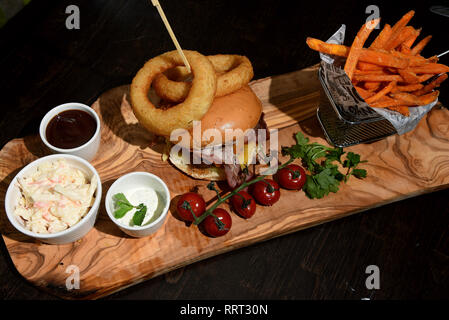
[[199, 85, 262, 146], [169, 85, 262, 181], [172, 85, 263, 150]]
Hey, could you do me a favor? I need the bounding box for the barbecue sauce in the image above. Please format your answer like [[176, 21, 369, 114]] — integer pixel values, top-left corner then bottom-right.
[[46, 110, 97, 149]]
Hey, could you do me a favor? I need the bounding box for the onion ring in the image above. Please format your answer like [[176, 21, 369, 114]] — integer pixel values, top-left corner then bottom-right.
[[130, 50, 217, 136], [153, 54, 254, 102]]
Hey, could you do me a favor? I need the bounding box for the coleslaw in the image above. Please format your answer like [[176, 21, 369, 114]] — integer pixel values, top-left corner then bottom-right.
[[14, 159, 98, 234]]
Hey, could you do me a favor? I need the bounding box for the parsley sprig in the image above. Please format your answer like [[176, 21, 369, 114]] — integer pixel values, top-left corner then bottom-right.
[[282, 132, 367, 199], [112, 193, 147, 226]]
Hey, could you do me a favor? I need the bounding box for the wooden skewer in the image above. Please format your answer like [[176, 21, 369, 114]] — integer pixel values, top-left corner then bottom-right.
[[151, 0, 191, 73]]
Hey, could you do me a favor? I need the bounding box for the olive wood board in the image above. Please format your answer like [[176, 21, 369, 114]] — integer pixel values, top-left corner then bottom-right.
[[1, 64, 449, 300]]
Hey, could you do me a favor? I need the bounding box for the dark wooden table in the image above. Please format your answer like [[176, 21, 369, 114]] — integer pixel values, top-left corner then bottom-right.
[[0, 0, 448, 300]]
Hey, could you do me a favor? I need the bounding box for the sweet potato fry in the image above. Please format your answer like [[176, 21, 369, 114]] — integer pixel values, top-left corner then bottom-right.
[[370, 24, 392, 49], [389, 92, 421, 104], [417, 90, 439, 104], [390, 90, 439, 105], [305, 38, 409, 68], [387, 105, 410, 116], [363, 81, 381, 91], [410, 35, 432, 55], [390, 50, 428, 67], [385, 10, 415, 49], [418, 74, 435, 82], [427, 56, 438, 63], [355, 86, 375, 100], [306, 37, 345, 56], [413, 73, 448, 96], [407, 63, 449, 74], [344, 18, 380, 80], [353, 74, 403, 82], [357, 61, 383, 71], [391, 83, 423, 93], [398, 69, 420, 84], [365, 81, 396, 104], [362, 48, 409, 69], [354, 69, 389, 76], [399, 44, 412, 55], [368, 95, 395, 108], [385, 26, 416, 51], [390, 11, 414, 32], [390, 10, 415, 33], [369, 95, 415, 108], [385, 67, 398, 73], [403, 27, 421, 48]]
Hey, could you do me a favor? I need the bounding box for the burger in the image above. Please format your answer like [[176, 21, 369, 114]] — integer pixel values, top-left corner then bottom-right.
[[167, 85, 269, 188]]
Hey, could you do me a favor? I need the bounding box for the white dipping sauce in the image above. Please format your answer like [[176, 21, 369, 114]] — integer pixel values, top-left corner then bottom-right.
[[116, 187, 159, 227]]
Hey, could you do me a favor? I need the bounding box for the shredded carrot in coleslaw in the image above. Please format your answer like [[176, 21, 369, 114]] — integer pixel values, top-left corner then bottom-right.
[[14, 159, 97, 234]]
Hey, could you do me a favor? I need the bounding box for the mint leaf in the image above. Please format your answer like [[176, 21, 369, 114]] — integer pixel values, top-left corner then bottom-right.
[[113, 193, 133, 207], [112, 193, 150, 226], [113, 193, 134, 218], [132, 203, 147, 226], [113, 205, 133, 219]]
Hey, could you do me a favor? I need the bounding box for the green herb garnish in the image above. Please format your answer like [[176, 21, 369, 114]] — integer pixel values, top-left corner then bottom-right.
[[112, 193, 147, 226], [343, 152, 368, 181], [132, 203, 147, 226], [282, 132, 367, 199]]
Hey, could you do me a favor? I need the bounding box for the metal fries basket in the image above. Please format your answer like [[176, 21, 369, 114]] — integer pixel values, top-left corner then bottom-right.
[[316, 62, 397, 147]]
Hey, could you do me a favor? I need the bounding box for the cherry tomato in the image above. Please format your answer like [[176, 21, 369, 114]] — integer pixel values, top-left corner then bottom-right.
[[251, 179, 280, 206], [276, 164, 307, 190], [176, 192, 206, 222], [202, 208, 232, 237], [230, 191, 256, 219]]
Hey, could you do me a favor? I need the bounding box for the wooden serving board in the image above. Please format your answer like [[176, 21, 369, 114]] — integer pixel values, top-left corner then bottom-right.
[[1, 65, 449, 300]]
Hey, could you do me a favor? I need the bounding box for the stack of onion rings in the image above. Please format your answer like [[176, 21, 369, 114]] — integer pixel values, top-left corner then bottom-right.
[[131, 51, 254, 137], [153, 54, 254, 102], [130, 50, 217, 136]]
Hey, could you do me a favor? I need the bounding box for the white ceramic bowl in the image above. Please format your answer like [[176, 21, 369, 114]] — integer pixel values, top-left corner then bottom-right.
[[105, 172, 170, 237], [39, 102, 101, 162], [4, 154, 102, 245]]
